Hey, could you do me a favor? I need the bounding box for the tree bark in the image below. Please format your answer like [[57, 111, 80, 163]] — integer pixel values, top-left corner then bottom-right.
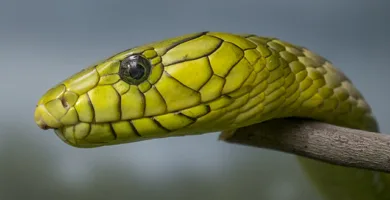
[[221, 118, 390, 173]]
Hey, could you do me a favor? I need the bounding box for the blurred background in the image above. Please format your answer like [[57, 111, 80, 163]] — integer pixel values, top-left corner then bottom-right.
[[0, 0, 389, 199]]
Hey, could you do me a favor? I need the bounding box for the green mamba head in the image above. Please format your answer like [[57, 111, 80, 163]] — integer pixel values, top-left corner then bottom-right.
[[34, 32, 254, 148]]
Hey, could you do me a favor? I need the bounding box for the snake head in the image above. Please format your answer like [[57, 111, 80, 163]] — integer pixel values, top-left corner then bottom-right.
[[34, 32, 237, 147], [34, 47, 169, 147]]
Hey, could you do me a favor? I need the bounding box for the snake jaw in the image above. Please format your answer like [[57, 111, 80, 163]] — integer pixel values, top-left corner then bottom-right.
[[53, 128, 104, 148]]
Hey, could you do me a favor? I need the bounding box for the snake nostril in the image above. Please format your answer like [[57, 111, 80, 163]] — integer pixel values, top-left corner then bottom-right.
[[60, 97, 69, 108]]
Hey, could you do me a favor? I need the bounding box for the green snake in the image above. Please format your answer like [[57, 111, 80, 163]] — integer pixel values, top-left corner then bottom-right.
[[34, 32, 390, 199]]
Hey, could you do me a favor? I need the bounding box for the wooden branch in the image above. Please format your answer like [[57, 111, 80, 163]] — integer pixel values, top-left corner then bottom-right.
[[221, 118, 390, 173]]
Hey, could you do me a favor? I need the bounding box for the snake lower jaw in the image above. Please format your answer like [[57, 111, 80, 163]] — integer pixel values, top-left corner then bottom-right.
[[53, 128, 105, 148]]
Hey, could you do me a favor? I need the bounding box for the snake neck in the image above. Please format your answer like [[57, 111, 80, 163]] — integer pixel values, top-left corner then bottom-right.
[[171, 33, 378, 137]]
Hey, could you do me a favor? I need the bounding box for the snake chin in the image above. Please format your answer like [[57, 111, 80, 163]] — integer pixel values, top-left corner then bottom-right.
[[53, 128, 105, 148]]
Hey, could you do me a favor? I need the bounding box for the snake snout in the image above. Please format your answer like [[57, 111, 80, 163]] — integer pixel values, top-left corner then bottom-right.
[[34, 83, 80, 130], [34, 103, 63, 130]]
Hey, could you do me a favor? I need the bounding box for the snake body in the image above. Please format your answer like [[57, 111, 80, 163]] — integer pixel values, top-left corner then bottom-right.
[[34, 32, 390, 199]]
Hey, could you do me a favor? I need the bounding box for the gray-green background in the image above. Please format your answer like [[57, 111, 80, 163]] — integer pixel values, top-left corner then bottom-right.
[[1, 0, 389, 199]]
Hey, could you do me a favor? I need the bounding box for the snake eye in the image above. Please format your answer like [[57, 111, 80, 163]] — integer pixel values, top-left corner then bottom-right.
[[119, 54, 151, 85]]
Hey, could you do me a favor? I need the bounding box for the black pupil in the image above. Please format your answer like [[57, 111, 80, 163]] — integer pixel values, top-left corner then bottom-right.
[[119, 55, 150, 85], [128, 63, 145, 79]]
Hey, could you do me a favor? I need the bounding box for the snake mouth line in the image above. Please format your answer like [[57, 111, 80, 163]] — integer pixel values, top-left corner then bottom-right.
[[51, 118, 178, 148], [36, 118, 50, 130]]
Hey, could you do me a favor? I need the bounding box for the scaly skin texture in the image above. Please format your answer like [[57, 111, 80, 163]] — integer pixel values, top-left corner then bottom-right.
[[34, 32, 390, 199]]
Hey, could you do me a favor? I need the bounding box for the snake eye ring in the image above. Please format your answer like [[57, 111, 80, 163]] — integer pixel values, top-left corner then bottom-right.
[[119, 54, 151, 85]]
